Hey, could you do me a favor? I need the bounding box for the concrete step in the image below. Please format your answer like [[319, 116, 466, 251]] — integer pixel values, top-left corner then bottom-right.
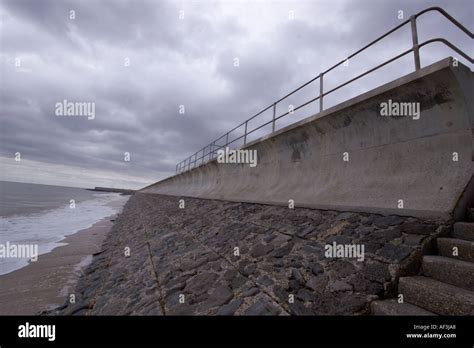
[[371, 299, 435, 316], [467, 208, 474, 222], [422, 255, 474, 291], [452, 222, 474, 241], [398, 276, 474, 315], [437, 238, 474, 262]]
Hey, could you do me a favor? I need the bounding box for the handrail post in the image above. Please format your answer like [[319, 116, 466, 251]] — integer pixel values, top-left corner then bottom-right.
[[244, 121, 248, 145], [410, 15, 421, 71], [225, 133, 229, 147], [272, 103, 276, 132], [319, 73, 324, 112]]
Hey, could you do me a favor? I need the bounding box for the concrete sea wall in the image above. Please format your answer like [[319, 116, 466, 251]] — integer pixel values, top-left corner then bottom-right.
[[142, 58, 474, 221]]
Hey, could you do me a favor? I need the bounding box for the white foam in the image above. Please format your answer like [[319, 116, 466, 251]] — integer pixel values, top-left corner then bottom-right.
[[0, 193, 128, 275]]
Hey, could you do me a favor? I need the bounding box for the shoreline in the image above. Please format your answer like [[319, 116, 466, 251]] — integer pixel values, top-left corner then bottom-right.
[[0, 197, 129, 315]]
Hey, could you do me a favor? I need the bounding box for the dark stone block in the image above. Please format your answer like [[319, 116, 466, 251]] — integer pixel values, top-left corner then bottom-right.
[[373, 216, 405, 228], [376, 243, 413, 262], [273, 242, 294, 258], [296, 288, 315, 302], [296, 226, 316, 238], [216, 298, 243, 315], [206, 285, 234, 307], [242, 299, 281, 315], [311, 263, 324, 275], [289, 301, 314, 315], [399, 222, 436, 235]]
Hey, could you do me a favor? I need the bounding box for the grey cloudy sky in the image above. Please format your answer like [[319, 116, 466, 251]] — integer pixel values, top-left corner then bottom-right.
[[0, 0, 472, 189]]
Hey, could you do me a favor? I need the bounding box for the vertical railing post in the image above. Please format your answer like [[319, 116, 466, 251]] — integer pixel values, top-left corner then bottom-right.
[[244, 121, 248, 145], [225, 133, 229, 147], [272, 103, 276, 132], [410, 15, 421, 71], [201, 148, 205, 164], [319, 73, 324, 112]]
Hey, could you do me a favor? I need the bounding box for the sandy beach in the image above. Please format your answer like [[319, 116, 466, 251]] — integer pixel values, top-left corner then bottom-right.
[[0, 196, 129, 315]]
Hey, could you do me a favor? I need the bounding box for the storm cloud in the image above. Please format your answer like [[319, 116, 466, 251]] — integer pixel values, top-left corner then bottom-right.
[[0, 0, 472, 188]]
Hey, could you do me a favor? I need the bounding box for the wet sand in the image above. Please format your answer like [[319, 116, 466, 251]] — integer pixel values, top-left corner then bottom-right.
[[0, 196, 129, 315]]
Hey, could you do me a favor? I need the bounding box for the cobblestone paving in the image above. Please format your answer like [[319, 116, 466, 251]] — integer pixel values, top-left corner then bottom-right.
[[57, 193, 443, 315]]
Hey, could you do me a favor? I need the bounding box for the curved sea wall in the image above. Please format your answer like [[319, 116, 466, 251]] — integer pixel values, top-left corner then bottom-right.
[[142, 58, 473, 221]]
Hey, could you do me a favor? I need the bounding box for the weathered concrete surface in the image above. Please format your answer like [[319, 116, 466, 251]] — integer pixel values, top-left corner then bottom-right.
[[55, 193, 445, 316], [373, 211, 474, 316], [142, 58, 474, 221], [437, 237, 474, 262], [371, 299, 435, 316], [398, 276, 474, 315], [422, 255, 474, 291], [453, 221, 474, 241]]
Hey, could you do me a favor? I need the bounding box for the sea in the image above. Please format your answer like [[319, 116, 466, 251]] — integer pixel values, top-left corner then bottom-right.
[[0, 181, 129, 275]]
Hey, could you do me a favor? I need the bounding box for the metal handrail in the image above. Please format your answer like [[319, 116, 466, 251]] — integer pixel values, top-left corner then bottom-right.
[[176, 7, 473, 174]]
